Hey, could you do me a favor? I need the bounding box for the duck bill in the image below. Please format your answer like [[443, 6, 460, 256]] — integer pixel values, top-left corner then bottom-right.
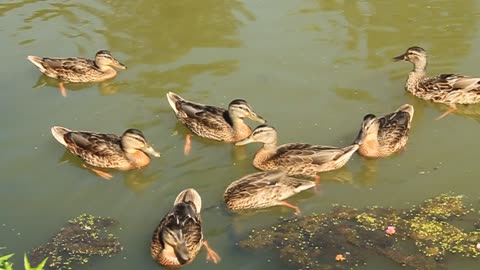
[[353, 128, 366, 145], [143, 144, 161, 157], [247, 113, 266, 123], [235, 136, 255, 146], [392, 53, 406, 61], [112, 59, 127, 69]]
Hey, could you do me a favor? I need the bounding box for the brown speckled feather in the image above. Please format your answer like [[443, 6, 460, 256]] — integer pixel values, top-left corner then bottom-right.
[[46, 58, 108, 82], [376, 111, 411, 150], [63, 132, 134, 169], [167, 92, 264, 143], [395, 46, 480, 105], [28, 55, 118, 82], [356, 104, 414, 158], [176, 101, 236, 141], [224, 169, 315, 210], [255, 143, 359, 177], [418, 74, 480, 104]]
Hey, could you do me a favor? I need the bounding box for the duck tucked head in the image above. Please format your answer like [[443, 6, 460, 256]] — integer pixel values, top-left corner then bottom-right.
[[161, 225, 190, 263]]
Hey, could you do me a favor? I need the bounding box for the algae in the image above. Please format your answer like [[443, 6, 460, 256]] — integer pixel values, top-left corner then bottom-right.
[[29, 214, 122, 270], [240, 194, 480, 270]]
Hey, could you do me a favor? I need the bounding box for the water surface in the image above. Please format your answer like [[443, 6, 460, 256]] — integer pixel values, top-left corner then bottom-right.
[[1, 0, 480, 269]]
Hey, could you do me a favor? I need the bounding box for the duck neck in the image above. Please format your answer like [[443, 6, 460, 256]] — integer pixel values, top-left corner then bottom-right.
[[253, 141, 277, 168], [124, 148, 150, 168], [97, 64, 116, 72], [406, 60, 427, 93], [231, 117, 252, 141], [262, 141, 277, 152]]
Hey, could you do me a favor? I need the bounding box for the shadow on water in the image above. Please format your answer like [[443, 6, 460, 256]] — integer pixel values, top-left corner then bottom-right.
[[31, 74, 128, 96], [55, 146, 163, 194]]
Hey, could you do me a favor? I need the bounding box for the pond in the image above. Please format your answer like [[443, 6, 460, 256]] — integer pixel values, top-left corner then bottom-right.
[[1, 0, 479, 269]]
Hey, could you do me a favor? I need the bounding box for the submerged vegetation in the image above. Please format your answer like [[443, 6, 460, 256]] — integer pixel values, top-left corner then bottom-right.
[[28, 214, 122, 270], [240, 194, 480, 270]]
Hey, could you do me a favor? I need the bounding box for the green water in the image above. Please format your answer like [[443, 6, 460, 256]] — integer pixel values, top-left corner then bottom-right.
[[1, 0, 480, 269]]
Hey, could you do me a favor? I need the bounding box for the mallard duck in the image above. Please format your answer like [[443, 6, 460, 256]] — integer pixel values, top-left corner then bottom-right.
[[393, 46, 480, 119], [224, 169, 315, 215], [235, 125, 359, 180], [354, 104, 414, 158], [166, 92, 266, 155], [27, 50, 126, 97], [51, 126, 160, 180], [151, 188, 220, 267]]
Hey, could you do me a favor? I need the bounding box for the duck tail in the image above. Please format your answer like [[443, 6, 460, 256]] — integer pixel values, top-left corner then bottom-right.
[[166, 92, 184, 114], [292, 178, 316, 193], [341, 144, 360, 160], [27, 56, 47, 73], [51, 126, 71, 147], [348, 143, 360, 152]]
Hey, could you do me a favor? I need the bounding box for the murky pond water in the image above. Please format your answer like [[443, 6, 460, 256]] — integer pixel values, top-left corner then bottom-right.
[[1, 0, 480, 269]]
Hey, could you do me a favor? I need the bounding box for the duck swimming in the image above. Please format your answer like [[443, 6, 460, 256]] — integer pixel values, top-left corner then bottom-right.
[[394, 46, 480, 119], [150, 188, 220, 267], [27, 50, 126, 97], [166, 92, 265, 154], [224, 169, 316, 215], [354, 104, 414, 158], [51, 126, 160, 179], [236, 125, 359, 181]]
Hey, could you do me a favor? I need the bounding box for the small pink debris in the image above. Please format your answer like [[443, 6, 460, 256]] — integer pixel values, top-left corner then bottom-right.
[[476, 243, 480, 250], [385, 226, 396, 235]]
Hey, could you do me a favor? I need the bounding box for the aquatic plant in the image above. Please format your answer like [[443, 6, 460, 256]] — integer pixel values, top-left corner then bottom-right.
[[23, 254, 48, 270], [240, 194, 480, 270], [0, 249, 47, 270], [29, 214, 122, 270]]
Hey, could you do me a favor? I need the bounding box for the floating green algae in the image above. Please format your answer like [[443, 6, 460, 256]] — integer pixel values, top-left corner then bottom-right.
[[29, 214, 122, 270], [240, 194, 480, 270]]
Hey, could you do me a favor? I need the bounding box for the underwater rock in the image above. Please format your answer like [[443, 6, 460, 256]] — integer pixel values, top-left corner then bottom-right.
[[240, 194, 479, 270], [29, 214, 122, 270]]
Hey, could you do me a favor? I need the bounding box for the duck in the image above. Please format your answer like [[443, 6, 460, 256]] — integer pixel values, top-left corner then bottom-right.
[[27, 50, 126, 97], [166, 92, 266, 155], [51, 126, 160, 180], [354, 104, 414, 158], [150, 188, 221, 267], [235, 125, 359, 181], [224, 169, 316, 215], [393, 46, 480, 120]]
